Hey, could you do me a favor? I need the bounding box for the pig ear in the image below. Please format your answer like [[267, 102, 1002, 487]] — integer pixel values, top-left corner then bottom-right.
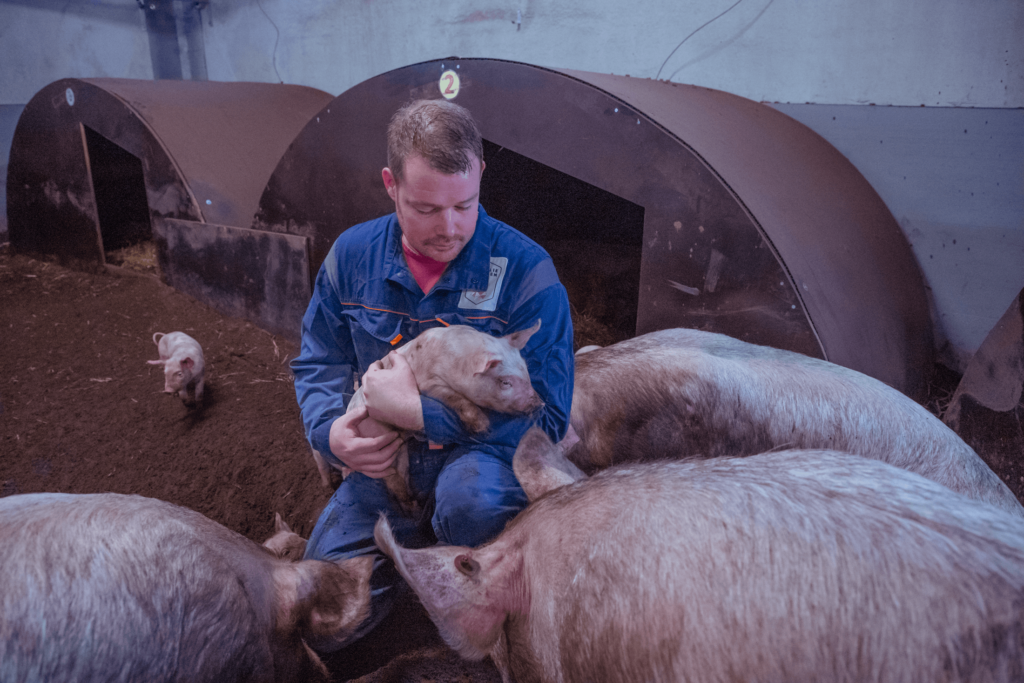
[[282, 555, 374, 650], [274, 512, 292, 534], [475, 353, 502, 376], [503, 318, 542, 351], [374, 516, 512, 660], [182, 356, 195, 370], [513, 426, 586, 502]]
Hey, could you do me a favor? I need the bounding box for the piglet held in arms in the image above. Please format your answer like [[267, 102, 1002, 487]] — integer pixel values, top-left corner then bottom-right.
[[334, 320, 544, 514]]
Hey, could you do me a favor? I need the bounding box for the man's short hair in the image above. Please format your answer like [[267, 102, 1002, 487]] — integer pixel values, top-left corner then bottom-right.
[[387, 99, 484, 183]]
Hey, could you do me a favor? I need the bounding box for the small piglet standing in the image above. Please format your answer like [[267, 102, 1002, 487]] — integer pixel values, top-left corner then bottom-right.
[[148, 331, 205, 405]]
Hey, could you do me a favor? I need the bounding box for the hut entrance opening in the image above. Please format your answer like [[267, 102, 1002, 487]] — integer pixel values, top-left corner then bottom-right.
[[83, 126, 154, 269], [479, 140, 644, 349]]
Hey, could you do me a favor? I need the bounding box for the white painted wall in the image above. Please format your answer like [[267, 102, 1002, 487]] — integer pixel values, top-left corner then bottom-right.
[[3, 0, 1021, 106], [1, 0, 1022, 371], [196, 0, 1024, 108], [1, 2, 152, 103], [772, 104, 1024, 371]]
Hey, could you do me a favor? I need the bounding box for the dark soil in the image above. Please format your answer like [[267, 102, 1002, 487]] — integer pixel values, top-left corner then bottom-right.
[[0, 245, 495, 682], [1, 245, 1021, 682]]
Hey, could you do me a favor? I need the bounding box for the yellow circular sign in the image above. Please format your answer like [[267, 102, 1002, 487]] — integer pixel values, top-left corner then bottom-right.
[[439, 70, 460, 100]]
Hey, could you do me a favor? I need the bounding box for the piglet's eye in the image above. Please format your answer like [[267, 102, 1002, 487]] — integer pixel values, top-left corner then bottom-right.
[[500, 379, 512, 388], [455, 554, 479, 577]]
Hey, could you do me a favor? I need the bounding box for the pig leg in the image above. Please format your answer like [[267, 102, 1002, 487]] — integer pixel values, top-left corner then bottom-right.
[[311, 449, 345, 489], [424, 385, 490, 433], [383, 444, 420, 517], [193, 375, 204, 405]]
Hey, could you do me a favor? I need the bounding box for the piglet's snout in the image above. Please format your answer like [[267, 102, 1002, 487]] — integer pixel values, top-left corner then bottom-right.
[[509, 380, 544, 414]]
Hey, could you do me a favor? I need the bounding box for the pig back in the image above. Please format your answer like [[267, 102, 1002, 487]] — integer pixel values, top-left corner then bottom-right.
[[504, 451, 1024, 683], [0, 493, 287, 683], [568, 327, 1022, 516]]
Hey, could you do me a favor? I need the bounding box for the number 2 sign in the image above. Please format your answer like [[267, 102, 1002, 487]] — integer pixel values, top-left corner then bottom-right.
[[439, 70, 460, 100]]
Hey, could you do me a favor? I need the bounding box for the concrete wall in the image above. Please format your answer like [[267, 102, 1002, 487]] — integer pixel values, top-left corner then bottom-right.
[[771, 104, 1024, 370], [1, 0, 1022, 371], [0, 104, 24, 243]]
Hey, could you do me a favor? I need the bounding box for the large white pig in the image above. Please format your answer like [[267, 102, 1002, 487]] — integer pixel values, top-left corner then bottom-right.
[[0, 493, 372, 683], [147, 331, 206, 405], [376, 427, 1024, 683], [332, 321, 544, 512], [567, 327, 1023, 516]]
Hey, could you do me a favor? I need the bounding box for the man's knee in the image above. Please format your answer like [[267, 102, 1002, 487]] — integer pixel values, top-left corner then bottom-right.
[[432, 451, 528, 547]]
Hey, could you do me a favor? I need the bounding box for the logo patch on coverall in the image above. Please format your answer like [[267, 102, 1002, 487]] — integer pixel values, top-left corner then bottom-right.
[[458, 257, 507, 312]]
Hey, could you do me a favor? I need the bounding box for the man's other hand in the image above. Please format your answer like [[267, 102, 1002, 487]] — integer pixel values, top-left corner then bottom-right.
[[361, 351, 426, 432], [328, 404, 403, 478]]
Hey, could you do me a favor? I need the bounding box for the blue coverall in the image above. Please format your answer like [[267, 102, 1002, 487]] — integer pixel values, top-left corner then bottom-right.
[[291, 205, 574, 646]]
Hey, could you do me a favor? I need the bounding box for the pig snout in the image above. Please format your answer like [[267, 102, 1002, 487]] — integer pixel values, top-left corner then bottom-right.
[[374, 515, 512, 662], [0, 493, 372, 683], [503, 376, 544, 415]]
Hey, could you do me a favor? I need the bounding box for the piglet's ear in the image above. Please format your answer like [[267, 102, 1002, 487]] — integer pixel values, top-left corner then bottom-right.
[[274, 511, 292, 534], [182, 357, 195, 370], [503, 319, 541, 351], [474, 354, 501, 376]]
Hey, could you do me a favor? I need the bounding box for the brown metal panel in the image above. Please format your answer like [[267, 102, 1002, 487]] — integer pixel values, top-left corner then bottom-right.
[[6, 95, 106, 265], [557, 69, 934, 399], [253, 59, 818, 357], [255, 58, 932, 398], [153, 218, 311, 340], [7, 78, 333, 268], [8, 78, 198, 266], [83, 78, 333, 228]]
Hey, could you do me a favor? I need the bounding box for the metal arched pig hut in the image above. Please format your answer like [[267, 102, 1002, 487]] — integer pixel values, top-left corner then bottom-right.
[[254, 58, 934, 400], [6, 78, 332, 337]]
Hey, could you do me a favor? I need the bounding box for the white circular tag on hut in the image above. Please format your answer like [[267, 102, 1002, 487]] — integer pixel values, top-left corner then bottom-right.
[[439, 70, 460, 100]]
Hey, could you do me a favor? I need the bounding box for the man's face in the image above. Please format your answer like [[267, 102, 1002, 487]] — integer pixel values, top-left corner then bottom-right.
[[383, 153, 484, 263]]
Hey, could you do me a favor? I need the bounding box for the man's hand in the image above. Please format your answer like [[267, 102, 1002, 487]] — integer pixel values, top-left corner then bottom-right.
[[328, 404, 404, 479], [361, 351, 425, 432]]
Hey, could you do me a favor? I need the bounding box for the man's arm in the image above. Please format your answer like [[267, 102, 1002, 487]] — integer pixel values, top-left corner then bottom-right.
[[292, 259, 402, 476]]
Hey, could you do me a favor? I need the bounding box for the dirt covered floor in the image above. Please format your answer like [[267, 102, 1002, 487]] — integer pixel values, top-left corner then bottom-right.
[[0, 245, 498, 682], [1, 244, 1022, 682]]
